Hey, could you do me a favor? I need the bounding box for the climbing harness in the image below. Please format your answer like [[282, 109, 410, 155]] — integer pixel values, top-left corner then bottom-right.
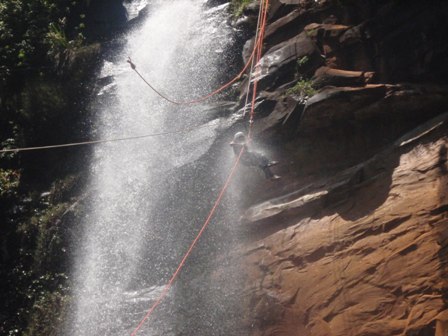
[[130, 0, 270, 335]]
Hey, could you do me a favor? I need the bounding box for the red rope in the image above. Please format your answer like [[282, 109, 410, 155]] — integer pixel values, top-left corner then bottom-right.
[[248, 0, 269, 139], [130, 1, 270, 334], [128, 1, 267, 106], [130, 147, 245, 336]]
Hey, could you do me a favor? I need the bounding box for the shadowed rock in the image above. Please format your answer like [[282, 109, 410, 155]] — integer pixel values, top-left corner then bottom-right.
[[242, 114, 448, 336], [302, 84, 448, 130], [232, 1, 448, 335], [256, 32, 324, 90], [312, 66, 375, 89]]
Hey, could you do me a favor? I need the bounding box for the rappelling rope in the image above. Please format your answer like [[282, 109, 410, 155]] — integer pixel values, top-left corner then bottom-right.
[[2, 3, 267, 155], [241, 0, 264, 119], [0, 123, 216, 154], [129, 1, 270, 335], [248, 0, 269, 138], [130, 147, 245, 336], [127, 2, 267, 106]]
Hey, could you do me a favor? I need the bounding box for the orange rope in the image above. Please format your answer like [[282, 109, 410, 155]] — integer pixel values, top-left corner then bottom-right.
[[130, 146, 245, 336], [248, 0, 269, 138], [241, 0, 265, 117], [129, 1, 270, 335], [127, 4, 266, 106]]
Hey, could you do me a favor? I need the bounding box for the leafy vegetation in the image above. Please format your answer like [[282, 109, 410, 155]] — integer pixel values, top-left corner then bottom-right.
[[22, 276, 70, 336], [285, 55, 317, 103], [1, 175, 80, 335], [286, 78, 316, 102], [230, 0, 253, 17], [0, 0, 87, 89], [0, 169, 20, 198], [296, 55, 310, 68], [0, 0, 92, 160], [10, 267, 70, 336], [0, 1, 96, 334]]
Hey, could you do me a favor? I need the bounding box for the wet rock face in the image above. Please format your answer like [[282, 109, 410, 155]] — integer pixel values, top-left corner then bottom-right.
[[301, 84, 448, 130], [242, 118, 448, 336], [257, 32, 324, 90], [233, 0, 448, 335], [237, 0, 448, 141]]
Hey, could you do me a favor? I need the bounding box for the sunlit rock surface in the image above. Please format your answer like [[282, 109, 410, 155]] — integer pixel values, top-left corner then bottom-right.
[[242, 116, 448, 336], [233, 0, 448, 335]]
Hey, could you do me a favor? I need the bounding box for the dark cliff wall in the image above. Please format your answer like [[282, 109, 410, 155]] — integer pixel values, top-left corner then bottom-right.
[[232, 0, 448, 335], [2, 0, 448, 334]]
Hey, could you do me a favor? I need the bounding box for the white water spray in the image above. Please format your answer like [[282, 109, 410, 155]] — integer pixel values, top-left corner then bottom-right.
[[67, 1, 238, 335]]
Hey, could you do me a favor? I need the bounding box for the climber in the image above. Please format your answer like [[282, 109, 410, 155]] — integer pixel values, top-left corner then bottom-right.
[[230, 132, 281, 180]]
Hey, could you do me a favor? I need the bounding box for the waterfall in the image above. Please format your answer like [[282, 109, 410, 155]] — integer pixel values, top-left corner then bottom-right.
[[67, 1, 242, 335]]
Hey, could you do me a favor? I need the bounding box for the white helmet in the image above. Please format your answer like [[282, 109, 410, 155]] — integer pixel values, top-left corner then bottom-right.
[[230, 132, 246, 145]]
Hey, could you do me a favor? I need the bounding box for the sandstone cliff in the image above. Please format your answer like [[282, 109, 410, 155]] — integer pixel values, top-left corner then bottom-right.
[[3, 1, 448, 334], [233, 0, 448, 335]]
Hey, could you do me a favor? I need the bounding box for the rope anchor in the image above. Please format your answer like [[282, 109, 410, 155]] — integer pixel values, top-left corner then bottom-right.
[[127, 15, 266, 106], [127, 57, 136, 70]]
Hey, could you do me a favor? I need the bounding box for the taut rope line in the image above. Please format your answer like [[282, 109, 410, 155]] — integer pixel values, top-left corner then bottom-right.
[[0, 123, 216, 154], [241, 0, 265, 118], [129, 0, 270, 334], [127, 6, 266, 106]]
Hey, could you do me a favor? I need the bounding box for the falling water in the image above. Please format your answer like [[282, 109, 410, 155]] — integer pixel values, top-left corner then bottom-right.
[[67, 1, 243, 335]]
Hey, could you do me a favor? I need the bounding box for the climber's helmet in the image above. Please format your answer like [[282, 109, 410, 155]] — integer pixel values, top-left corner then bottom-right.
[[230, 132, 246, 146]]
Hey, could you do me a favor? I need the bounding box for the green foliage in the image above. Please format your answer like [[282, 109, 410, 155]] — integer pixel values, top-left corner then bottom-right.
[[23, 283, 70, 336], [10, 265, 70, 336], [297, 55, 309, 68], [286, 78, 316, 102], [3, 176, 78, 335], [0, 0, 87, 87], [0, 136, 18, 161], [230, 0, 253, 17], [0, 137, 20, 199], [0, 2, 92, 334], [0, 169, 20, 198], [24, 203, 70, 270], [47, 22, 70, 49], [46, 19, 85, 57]]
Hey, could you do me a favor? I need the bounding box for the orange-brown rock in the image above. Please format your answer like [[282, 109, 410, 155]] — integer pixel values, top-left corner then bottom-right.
[[242, 115, 448, 335], [232, 1, 448, 335]]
